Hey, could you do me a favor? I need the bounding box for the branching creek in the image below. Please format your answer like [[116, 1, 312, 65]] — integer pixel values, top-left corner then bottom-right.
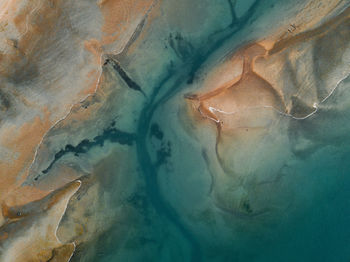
[[135, 1, 260, 261]]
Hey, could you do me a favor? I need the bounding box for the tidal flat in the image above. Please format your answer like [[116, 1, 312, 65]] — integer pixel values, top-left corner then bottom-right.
[[0, 0, 349, 261]]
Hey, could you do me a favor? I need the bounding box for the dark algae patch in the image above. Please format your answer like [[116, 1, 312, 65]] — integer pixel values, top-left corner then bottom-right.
[[40, 124, 136, 177]]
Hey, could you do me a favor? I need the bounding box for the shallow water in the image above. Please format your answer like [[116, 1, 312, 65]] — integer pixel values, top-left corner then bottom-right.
[[58, 1, 350, 261], [84, 1, 350, 261], [1, 0, 350, 261]]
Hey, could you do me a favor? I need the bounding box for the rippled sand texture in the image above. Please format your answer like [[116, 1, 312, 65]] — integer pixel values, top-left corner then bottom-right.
[[0, 0, 349, 261]]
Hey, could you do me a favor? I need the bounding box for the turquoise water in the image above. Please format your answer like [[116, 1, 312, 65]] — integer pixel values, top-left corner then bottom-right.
[[64, 0, 350, 261]]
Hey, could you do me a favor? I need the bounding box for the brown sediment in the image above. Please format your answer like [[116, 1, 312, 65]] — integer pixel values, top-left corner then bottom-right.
[[190, 6, 350, 121], [0, 0, 345, 258], [268, 5, 350, 55], [256, 0, 347, 53], [0, 0, 95, 252], [0, 0, 65, 80], [79, 69, 102, 96], [0, 0, 97, 212], [0, 180, 81, 262], [47, 181, 81, 209], [50, 67, 121, 131], [0, 109, 52, 204], [186, 42, 285, 131], [0, 0, 162, 259], [48, 243, 75, 262], [122, 0, 162, 56], [186, 5, 350, 178], [1, 185, 48, 209], [0, 231, 8, 241], [84, 39, 103, 65], [0, 0, 139, 207], [98, 0, 154, 47], [56, 148, 139, 248], [1, 181, 80, 221]]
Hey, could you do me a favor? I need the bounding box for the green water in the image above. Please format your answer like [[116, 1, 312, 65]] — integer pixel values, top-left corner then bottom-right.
[[64, 0, 350, 261]]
